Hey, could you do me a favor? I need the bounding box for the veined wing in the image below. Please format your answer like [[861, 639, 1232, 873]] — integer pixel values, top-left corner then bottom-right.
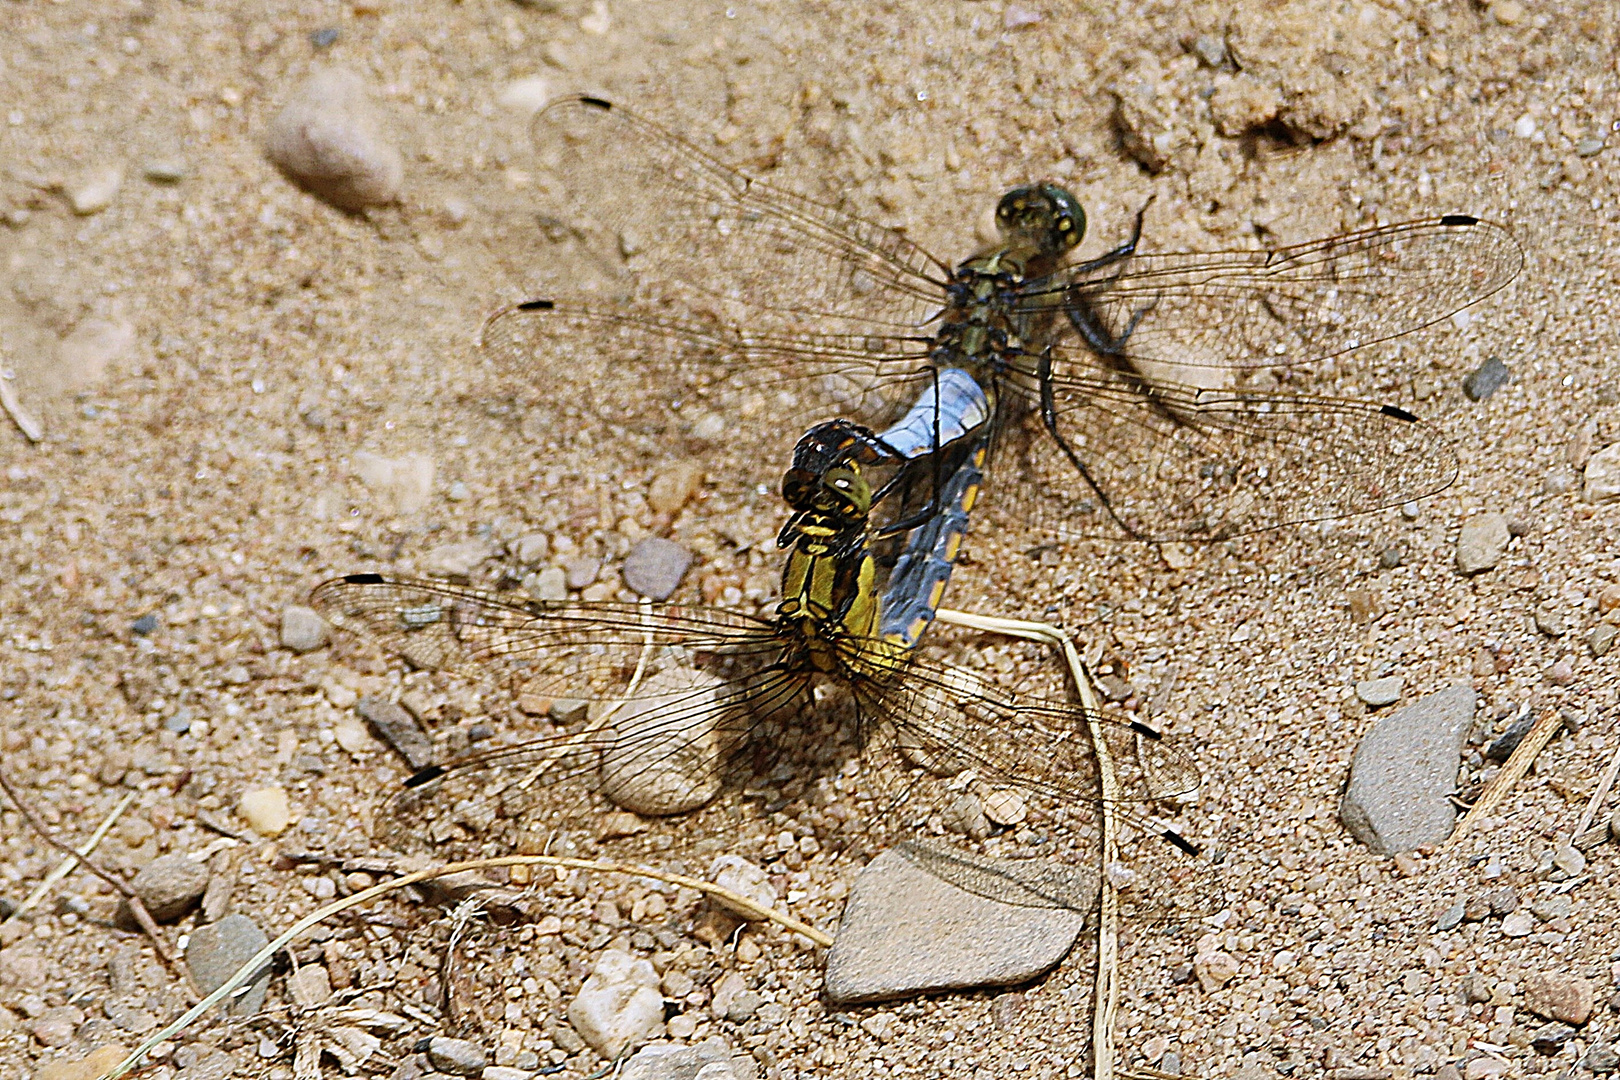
[[1026, 215, 1521, 370], [992, 352, 1458, 542], [837, 643, 1216, 919], [841, 644, 1203, 806], [481, 299, 935, 458], [309, 574, 787, 698], [506, 95, 949, 335]]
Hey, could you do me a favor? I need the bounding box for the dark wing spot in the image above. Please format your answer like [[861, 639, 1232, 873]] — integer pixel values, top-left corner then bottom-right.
[[580, 96, 613, 111], [1439, 214, 1479, 227], [343, 572, 386, 584], [1379, 404, 1420, 423], [518, 299, 556, 312]]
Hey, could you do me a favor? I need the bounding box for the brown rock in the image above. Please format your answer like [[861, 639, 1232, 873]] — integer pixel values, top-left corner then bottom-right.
[[1523, 971, 1593, 1025]]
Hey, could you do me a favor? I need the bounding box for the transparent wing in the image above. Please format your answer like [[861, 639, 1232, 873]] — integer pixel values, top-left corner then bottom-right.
[[480, 298, 935, 462], [839, 644, 1218, 919], [990, 355, 1459, 542], [503, 95, 949, 333], [309, 573, 785, 695], [1029, 215, 1521, 370]]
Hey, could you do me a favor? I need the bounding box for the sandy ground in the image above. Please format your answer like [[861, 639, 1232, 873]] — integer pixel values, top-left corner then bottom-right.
[[2, 1, 1618, 1078]]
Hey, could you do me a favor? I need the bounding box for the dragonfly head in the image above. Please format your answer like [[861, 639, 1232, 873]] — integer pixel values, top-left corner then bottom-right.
[[783, 420, 883, 519], [996, 184, 1085, 258]]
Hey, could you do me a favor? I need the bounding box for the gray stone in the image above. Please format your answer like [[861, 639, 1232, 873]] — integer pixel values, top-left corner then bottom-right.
[[725, 990, 763, 1022], [279, 605, 330, 653], [1340, 684, 1475, 854], [1485, 710, 1535, 763], [1434, 899, 1465, 931], [621, 538, 693, 601], [357, 696, 435, 770], [425, 1035, 487, 1076], [1456, 513, 1509, 574], [130, 853, 209, 922], [265, 67, 402, 212], [1592, 622, 1618, 658], [824, 848, 1090, 1005], [185, 914, 271, 1016], [620, 1037, 758, 1080], [1462, 356, 1510, 401], [1355, 676, 1403, 708], [1586, 443, 1620, 504]]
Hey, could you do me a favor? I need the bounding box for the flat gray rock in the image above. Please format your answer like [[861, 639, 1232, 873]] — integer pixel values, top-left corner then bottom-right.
[[621, 1037, 758, 1080], [622, 537, 693, 600], [185, 914, 271, 1016], [824, 848, 1090, 1005], [1456, 513, 1509, 574], [1340, 684, 1475, 854]]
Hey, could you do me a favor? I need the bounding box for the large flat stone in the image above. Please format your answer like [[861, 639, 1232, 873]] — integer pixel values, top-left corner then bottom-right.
[[1340, 684, 1475, 854], [824, 847, 1092, 1005]]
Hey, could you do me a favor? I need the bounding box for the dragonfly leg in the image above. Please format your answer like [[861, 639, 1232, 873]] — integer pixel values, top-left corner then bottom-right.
[[1035, 349, 1142, 540], [1067, 196, 1153, 275]]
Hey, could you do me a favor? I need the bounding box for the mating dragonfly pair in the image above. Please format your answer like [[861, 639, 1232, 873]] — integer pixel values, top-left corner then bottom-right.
[[314, 95, 1519, 916]]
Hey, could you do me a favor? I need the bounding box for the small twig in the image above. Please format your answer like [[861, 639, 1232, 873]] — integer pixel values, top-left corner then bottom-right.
[[936, 606, 1119, 1080], [1574, 733, 1620, 837], [0, 766, 177, 967], [96, 853, 832, 1080], [1448, 707, 1565, 847], [0, 366, 44, 443], [8, 789, 137, 918]]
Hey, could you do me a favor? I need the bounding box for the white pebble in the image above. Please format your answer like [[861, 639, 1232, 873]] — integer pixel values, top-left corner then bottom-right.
[[69, 165, 123, 215], [566, 950, 663, 1060], [265, 67, 403, 212], [239, 786, 291, 837]]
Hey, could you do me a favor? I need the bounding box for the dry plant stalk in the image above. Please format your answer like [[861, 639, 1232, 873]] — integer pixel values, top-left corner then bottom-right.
[[1448, 707, 1565, 847], [0, 767, 178, 968], [935, 606, 1121, 1080]]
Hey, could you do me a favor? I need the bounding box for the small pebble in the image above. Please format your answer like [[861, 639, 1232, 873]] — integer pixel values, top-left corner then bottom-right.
[[981, 788, 1028, 827], [265, 66, 403, 212], [1194, 947, 1239, 992], [129, 853, 209, 922], [1435, 899, 1465, 931], [621, 537, 693, 600], [185, 914, 271, 1016], [445, 480, 470, 502], [356, 696, 435, 770], [513, 532, 550, 566], [1524, 971, 1594, 1025], [1530, 894, 1573, 922], [424, 539, 498, 579], [1585, 443, 1620, 504], [725, 990, 763, 1023], [1378, 545, 1403, 569], [1531, 1022, 1575, 1053], [525, 566, 567, 602], [1192, 33, 1226, 67], [647, 462, 705, 516], [1592, 623, 1618, 658], [67, 165, 123, 215], [1533, 608, 1566, 637], [1485, 711, 1535, 762], [279, 605, 330, 653], [707, 854, 776, 918], [619, 1038, 752, 1080], [239, 786, 291, 837], [141, 160, 186, 184], [1462, 357, 1510, 401], [1552, 842, 1585, 875], [1542, 466, 1577, 495], [483, 1068, 534, 1080], [1577, 137, 1607, 157], [550, 698, 588, 725], [564, 556, 601, 590], [1547, 659, 1575, 686], [1501, 910, 1535, 937], [31, 1045, 128, 1080], [310, 27, 340, 49], [499, 75, 552, 115], [425, 1036, 487, 1076], [352, 451, 434, 514], [1355, 676, 1403, 708], [29, 1005, 84, 1047], [566, 950, 664, 1060], [1485, 887, 1519, 916], [1456, 513, 1509, 574]]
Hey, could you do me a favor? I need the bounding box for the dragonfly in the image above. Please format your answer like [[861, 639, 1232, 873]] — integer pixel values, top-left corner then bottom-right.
[[484, 95, 1522, 543], [310, 421, 1211, 919]]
